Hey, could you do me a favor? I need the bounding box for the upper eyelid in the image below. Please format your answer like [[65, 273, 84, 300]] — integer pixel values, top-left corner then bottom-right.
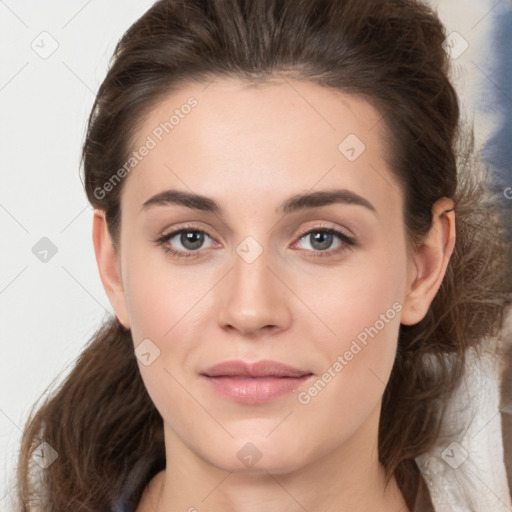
[[296, 223, 354, 240], [159, 223, 356, 246]]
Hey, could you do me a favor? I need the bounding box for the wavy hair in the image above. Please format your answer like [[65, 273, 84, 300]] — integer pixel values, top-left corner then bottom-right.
[[14, 0, 512, 510]]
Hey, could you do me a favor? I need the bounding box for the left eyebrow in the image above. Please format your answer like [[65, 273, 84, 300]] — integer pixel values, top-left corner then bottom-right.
[[140, 188, 378, 216], [278, 189, 377, 216]]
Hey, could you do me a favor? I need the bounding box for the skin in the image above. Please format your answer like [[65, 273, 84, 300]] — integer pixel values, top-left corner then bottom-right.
[[92, 77, 456, 512]]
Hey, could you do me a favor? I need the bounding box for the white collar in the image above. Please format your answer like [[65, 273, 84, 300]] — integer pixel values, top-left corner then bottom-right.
[[416, 330, 512, 511]]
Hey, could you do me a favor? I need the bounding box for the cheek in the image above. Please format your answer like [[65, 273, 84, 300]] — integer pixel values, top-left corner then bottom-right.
[[122, 239, 208, 342], [310, 238, 407, 350], [296, 243, 407, 416], [121, 248, 219, 394], [122, 257, 205, 422]]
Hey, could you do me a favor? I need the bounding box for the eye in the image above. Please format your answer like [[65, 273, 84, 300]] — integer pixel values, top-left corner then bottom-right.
[[292, 226, 357, 258], [155, 224, 358, 260], [155, 225, 218, 259]]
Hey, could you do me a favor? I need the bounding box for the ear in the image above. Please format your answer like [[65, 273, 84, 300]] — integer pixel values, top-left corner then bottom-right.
[[401, 197, 456, 326], [92, 210, 130, 329]]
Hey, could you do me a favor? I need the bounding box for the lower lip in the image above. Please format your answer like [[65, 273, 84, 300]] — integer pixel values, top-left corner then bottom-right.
[[202, 375, 313, 404]]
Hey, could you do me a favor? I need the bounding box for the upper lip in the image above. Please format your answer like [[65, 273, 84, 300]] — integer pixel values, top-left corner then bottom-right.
[[201, 360, 312, 378]]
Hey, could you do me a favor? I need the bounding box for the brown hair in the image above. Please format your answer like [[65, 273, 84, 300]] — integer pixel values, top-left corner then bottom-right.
[[13, 0, 512, 510]]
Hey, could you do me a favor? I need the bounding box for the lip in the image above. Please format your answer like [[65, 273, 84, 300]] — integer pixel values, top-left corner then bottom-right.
[[202, 360, 311, 378], [200, 360, 314, 404]]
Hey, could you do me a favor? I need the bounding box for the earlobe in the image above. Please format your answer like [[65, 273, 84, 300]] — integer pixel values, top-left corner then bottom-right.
[[92, 210, 130, 329], [401, 197, 456, 326]]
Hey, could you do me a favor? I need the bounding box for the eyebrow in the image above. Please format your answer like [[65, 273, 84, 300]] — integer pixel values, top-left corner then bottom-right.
[[141, 188, 377, 216]]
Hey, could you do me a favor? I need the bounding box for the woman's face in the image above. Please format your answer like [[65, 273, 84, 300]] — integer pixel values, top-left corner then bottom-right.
[[96, 77, 438, 474]]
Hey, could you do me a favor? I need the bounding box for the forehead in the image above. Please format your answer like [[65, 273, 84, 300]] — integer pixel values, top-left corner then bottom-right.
[[122, 77, 401, 218]]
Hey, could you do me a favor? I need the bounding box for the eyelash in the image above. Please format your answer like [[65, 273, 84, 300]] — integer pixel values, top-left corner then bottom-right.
[[154, 223, 358, 260]]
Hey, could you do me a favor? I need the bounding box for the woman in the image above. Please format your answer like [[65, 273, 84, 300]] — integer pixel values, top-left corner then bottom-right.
[[14, 0, 512, 510]]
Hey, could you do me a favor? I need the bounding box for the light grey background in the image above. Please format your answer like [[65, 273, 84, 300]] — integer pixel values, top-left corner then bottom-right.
[[1, 0, 510, 509]]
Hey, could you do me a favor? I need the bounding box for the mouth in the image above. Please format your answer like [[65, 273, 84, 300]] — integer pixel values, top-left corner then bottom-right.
[[200, 360, 314, 404]]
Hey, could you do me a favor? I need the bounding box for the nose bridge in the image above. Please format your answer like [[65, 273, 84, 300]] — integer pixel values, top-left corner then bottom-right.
[[233, 240, 273, 298], [217, 235, 290, 334]]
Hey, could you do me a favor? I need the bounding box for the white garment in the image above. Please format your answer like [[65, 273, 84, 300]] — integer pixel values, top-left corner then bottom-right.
[[416, 329, 512, 511]]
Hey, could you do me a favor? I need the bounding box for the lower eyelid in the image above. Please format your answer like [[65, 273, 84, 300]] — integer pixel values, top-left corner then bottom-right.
[[157, 226, 357, 257]]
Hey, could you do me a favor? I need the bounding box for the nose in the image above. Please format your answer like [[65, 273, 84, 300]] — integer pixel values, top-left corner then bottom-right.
[[217, 246, 292, 337]]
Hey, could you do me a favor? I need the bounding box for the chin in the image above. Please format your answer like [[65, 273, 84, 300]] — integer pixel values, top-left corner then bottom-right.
[[212, 451, 308, 475], [198, 431, 315, 475]]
